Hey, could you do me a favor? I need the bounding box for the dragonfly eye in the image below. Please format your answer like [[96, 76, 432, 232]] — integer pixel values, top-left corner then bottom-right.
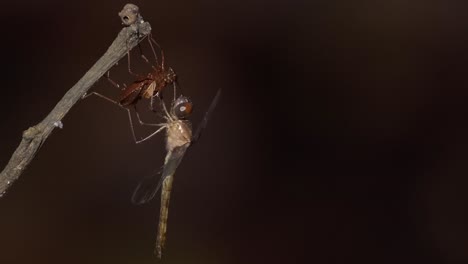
[[172, 96, 193, 118]]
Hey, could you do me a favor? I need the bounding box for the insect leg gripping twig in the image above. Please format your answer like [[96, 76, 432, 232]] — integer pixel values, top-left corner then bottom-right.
[[0, 4, 152, 197]]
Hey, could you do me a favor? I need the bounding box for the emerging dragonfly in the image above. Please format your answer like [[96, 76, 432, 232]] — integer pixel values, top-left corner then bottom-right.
[[83, 35, 177, 143], [131, 88, 221, 259]]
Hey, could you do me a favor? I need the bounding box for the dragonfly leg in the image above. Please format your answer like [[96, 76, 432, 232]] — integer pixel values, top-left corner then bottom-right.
[[150, 93, 161, 113], [134, 104, 166, 126], [135, 125, 166, 144], [159, 95, 172, 121], [150, 94, 171, 121]]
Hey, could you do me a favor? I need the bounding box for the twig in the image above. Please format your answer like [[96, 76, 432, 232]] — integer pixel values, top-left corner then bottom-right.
[[0, 4, 151, 197]]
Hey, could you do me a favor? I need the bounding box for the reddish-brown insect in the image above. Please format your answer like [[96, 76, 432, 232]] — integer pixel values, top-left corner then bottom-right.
[[82, 35, 178, 143], [118, 36, 177, 110]]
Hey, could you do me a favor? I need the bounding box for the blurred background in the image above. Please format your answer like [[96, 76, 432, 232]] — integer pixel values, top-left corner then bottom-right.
[[1, 0, 468, 263]]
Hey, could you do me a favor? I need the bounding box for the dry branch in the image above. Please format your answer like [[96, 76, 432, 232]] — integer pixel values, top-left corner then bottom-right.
[[0, 5, 152, 197]]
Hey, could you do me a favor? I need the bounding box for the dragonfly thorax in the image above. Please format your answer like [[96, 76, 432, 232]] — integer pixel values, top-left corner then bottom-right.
[[165, 120, 192, 151]]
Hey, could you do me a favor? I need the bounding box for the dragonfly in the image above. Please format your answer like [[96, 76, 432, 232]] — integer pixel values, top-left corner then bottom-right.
[[131, 88, 221, 259]]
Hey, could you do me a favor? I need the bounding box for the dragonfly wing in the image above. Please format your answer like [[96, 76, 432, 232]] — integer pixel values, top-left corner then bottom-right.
[[192, 89, 221, 143], [131, 144, 190, 205], [131, 168, 163, 205], [161, 143, 190, 179]]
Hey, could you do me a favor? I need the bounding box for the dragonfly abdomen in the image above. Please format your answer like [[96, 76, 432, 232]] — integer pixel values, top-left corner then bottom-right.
[[155, 175, 174, 259]]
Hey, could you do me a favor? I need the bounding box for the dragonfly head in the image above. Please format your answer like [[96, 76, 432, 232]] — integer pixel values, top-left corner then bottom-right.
[[172, 95, 193, 119]]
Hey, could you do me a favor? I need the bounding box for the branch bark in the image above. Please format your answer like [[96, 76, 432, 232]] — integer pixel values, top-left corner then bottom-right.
[[0, 19, 152, 197]]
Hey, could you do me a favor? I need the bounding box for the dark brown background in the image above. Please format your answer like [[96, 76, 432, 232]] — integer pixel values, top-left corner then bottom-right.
[[2, 0, 468, 263]]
